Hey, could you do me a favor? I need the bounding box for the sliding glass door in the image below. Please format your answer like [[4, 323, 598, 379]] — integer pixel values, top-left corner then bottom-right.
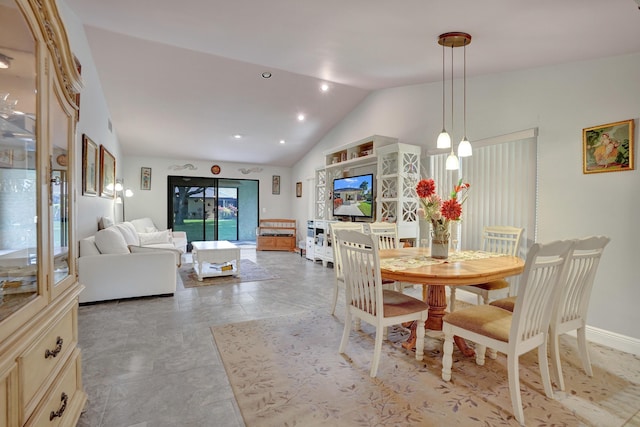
[[168, 176, 258, 250]]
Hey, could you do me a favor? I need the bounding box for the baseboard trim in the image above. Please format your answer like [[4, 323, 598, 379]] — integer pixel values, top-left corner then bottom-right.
[[583, 325, 640, 355]]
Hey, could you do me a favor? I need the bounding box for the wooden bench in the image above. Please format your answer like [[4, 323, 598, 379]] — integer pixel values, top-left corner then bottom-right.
[[256, 219, 296, 251]]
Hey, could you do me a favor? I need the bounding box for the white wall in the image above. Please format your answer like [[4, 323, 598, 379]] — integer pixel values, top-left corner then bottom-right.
[[121, 156, 293, 231], [58, 1, 122, 239], [293, 53, 640, 343]]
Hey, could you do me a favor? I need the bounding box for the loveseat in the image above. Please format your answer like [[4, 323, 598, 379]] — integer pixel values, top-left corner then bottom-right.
[[78, 217, 186, 303]]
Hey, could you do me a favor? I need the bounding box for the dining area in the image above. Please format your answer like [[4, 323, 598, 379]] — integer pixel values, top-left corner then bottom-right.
[[332, 218, 611, 426]]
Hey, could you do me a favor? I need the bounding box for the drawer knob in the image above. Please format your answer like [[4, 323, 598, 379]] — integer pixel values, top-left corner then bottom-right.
[[49, 392, 68, 421], [45, 336, 63, 359]]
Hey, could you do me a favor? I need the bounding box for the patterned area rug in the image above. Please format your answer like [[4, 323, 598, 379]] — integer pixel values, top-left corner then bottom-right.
[[179, 260, 278, 288], [211, 310, 640, 427]]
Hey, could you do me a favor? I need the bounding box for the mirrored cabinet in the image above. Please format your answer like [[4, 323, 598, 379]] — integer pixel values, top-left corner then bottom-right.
[[1, 0, 85, 425]]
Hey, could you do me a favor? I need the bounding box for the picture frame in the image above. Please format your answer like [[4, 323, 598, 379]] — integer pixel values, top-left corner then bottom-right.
[[99, 145, 116, 198], [272, 175, 280, 195], [141, 166, 152, 190], [82, 135, 98, 196], [583, 119, 634, 174], [296, 181, 302, 197], [0, 149, 13, 168]]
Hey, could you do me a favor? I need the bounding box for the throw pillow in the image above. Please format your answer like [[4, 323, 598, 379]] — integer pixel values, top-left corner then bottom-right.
[[114, 222, 140, 246], [138, 230, 172, 246], [94, 227, 130, 254], [98, 216, 114, 230]]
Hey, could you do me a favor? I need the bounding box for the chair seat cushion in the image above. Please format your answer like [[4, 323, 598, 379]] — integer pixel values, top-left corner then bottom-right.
[[443, 304, 512, 342], [382, 289, 428, 317], [489, 296, 516, 312], [469, 278, 509, 291]]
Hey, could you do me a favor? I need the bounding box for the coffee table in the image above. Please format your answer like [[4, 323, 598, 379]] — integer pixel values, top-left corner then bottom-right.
[[191, 241, 241, 281]]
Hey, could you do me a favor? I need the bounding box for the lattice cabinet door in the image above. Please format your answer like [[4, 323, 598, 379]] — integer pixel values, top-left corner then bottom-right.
[[315, 168, 326, 219]]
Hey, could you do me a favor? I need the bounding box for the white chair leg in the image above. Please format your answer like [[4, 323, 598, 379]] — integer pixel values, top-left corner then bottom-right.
[[449, 287, 457, 312], [354, 318, 362, 331], [507, 354, 525, 426], [538, 340, 554, 399], [370, 326, 384, 377], [441, 330, 454, 381], [330, 280, 339, 315], [475, 344, 487, 366], [549, 330, 564, 391], [339, 310, 352, 354], [576, 326, 593, 377], [415, 317, 425, 362]]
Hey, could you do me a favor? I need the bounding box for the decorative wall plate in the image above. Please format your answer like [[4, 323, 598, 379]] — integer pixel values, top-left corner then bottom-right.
[[56, 154, 68, 166], [211, 164, 221, 175]]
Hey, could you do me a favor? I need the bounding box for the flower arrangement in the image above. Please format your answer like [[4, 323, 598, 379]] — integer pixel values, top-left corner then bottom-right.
[[416, 178, 470, 238]]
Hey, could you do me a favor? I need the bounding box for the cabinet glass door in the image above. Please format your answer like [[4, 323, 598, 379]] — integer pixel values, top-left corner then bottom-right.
[[0, 0, 39, 320]]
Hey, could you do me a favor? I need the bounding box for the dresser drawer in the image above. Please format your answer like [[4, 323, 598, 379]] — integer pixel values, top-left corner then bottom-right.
[[20, 305, 76, 414], [26, 349, 83, 427]]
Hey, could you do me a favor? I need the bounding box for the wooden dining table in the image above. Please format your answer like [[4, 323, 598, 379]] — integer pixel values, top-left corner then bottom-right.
[[379, 247, 525, 356]]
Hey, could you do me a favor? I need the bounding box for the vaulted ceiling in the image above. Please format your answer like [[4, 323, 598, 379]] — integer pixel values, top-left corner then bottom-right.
[[63, 0, 640, 166]]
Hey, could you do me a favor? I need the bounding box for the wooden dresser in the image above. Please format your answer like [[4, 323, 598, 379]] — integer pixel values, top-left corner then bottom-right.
[[0, 0, 86, 425], [256, 219, 297, 251]]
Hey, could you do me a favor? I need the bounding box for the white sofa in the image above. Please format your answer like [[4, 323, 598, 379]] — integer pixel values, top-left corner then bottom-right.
[[78, 218, 186, 303]]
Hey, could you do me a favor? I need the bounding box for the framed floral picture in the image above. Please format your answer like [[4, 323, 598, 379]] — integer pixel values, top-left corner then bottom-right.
[[272, 175, 280, 195], [82, 134, 98, 196], [99, 145, 116, 198], [296, 182, 302, 197], [583, 119, 634, 174], [141, 166, 152, 190]]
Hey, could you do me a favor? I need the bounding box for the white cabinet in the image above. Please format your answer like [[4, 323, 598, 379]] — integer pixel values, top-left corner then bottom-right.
[[0, 1, 86, 425], [312, 220, 336, 266], [376, 143, 421, 241]]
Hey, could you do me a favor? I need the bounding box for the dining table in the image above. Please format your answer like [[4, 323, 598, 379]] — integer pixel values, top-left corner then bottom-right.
[[379, 247, 525, 356]]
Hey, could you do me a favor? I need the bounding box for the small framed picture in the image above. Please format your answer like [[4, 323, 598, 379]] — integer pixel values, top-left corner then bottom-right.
[[99, 145, 116, 198], [0, 149, 13, 168], [296, 182, 302, 197], [82, 135, 98, 196], [583, 119, 634, 174], [272, 175, 280, 195], [141, 167, 152, 190]]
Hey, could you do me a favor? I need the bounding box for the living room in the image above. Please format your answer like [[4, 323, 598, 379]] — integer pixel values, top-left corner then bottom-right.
[[2, 0, 639, 425]]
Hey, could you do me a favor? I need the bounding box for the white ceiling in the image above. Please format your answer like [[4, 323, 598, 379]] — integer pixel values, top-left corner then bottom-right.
[[63, 0, 640, 167]]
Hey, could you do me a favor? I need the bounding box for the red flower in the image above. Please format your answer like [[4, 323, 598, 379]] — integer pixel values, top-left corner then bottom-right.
[[416, 179, 436, 198], [441, 199, 462, 221]]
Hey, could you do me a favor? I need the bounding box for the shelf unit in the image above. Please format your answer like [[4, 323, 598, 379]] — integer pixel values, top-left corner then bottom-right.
[[376, 143, 421, 241]]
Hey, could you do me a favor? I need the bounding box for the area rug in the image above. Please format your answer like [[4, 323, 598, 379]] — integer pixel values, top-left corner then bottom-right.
[[211, 310, 640, 427], [179, 259, 278, 288]]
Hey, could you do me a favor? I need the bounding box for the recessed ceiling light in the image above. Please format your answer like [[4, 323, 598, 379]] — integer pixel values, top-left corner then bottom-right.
[[280, 140, 285, 144], [297, 113, 305, 121], [320, 83, 329, 92], [233, 134, 243, 139], [261, 71, 272, 79]]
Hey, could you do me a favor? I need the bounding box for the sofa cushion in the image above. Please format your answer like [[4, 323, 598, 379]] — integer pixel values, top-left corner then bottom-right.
[[94, 227, 130, 254], [114, 222, 140, 246], [138, 230, 173, 246], [128, 245, 182, 267], [131, 217, 158, 233]]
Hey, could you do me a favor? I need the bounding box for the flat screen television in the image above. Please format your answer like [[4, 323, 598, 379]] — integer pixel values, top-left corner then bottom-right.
[[332, 173, 374, 218]]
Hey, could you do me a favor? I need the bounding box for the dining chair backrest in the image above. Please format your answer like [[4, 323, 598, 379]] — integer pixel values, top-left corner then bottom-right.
[[482, 226, 524, 257], [367, 222, 400, 250], [552, 235, 610, 330], [335, 229, 383, 317], [510, 239, 575, 347], [330, 222, 365, 280]]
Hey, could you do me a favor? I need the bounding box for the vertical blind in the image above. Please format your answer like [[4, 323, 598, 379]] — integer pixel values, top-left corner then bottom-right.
[[424, 128, 538, 259]]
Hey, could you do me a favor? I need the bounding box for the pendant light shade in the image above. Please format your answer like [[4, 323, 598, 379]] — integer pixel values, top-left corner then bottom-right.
[[437, 32, 472, 167]]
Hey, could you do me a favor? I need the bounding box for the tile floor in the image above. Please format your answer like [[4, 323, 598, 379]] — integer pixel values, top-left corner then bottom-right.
[[76, 249, 336, 427]]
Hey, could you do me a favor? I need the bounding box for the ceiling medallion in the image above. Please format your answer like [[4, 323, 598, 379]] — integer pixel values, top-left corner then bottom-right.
[[211, 165, 221, 175]]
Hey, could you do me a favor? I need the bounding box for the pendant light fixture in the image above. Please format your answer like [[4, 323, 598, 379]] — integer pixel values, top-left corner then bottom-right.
[[436, 42, 451, 149], [437, 32, 472, 169]]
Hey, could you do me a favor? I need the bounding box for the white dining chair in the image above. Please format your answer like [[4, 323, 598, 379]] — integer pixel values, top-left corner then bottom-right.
[[335, 229, 429, 378], [441, 239, 574, 426], [329, 222, 365, 316], [366, 222, 410, 293], [449, 225, 524, 312], [492, 236, 611, 391]]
